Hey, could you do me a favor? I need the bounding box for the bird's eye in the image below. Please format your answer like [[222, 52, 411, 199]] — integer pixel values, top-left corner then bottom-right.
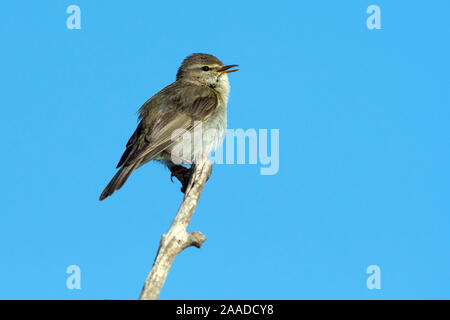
[[202, 66, 210, 71]]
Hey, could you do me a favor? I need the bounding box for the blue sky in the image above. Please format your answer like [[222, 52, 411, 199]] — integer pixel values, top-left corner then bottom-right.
[[1, 1, 449, 299]]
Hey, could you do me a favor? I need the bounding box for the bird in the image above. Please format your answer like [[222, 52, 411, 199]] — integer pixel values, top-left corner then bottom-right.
[[99, 53, 238, 201]]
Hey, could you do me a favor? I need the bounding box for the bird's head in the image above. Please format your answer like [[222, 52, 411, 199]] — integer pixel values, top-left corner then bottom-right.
[[176, 53, 238, 93]]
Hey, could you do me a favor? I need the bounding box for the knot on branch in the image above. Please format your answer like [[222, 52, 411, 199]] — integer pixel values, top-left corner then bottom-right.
[[186, 231, 206, 249]]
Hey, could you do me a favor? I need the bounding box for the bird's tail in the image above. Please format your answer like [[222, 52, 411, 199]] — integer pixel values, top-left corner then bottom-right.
[[99, 164, 137, 201]]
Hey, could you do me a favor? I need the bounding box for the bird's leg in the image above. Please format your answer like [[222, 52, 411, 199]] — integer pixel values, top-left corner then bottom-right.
[[170, 165, 190, 182], [164, 150, 194, 193], [170, 165, 192, 194]]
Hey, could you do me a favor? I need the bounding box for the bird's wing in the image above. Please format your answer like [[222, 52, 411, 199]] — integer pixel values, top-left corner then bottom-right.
[[116, 82, 218, 168], [115, 121, 143, 168]]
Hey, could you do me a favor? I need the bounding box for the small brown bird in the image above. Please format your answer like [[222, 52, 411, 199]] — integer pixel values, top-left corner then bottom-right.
[[99, 53, 238, 200]]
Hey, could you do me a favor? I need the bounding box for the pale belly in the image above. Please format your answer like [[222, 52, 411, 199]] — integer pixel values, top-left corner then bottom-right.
[[158, 103, 227, 165]]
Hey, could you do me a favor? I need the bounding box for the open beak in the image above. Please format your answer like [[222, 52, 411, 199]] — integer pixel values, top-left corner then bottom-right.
[[216, 64, 239, 74]]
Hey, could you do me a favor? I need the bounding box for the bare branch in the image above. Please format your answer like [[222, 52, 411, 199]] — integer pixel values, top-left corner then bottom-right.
[[138, 156, 212, 300]]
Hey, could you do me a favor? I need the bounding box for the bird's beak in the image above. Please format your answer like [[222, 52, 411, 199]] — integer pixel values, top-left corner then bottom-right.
[[216, 64, 239, 74]]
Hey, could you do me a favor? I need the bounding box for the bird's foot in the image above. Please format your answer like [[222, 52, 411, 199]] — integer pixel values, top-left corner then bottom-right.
[[170, 165, 192, 193]]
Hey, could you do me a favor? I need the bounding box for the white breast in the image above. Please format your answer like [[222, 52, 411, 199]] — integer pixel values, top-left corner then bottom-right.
[[200, 102, 227, 157], [166, 75, 230, 164], [199, 74, 229, 158]]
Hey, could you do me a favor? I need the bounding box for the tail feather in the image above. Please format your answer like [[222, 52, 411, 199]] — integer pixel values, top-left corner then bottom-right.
[[99, 164, 137, 201]]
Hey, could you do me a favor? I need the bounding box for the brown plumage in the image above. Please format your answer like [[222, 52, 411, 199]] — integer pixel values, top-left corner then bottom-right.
[[99, 53, 238, 201]]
